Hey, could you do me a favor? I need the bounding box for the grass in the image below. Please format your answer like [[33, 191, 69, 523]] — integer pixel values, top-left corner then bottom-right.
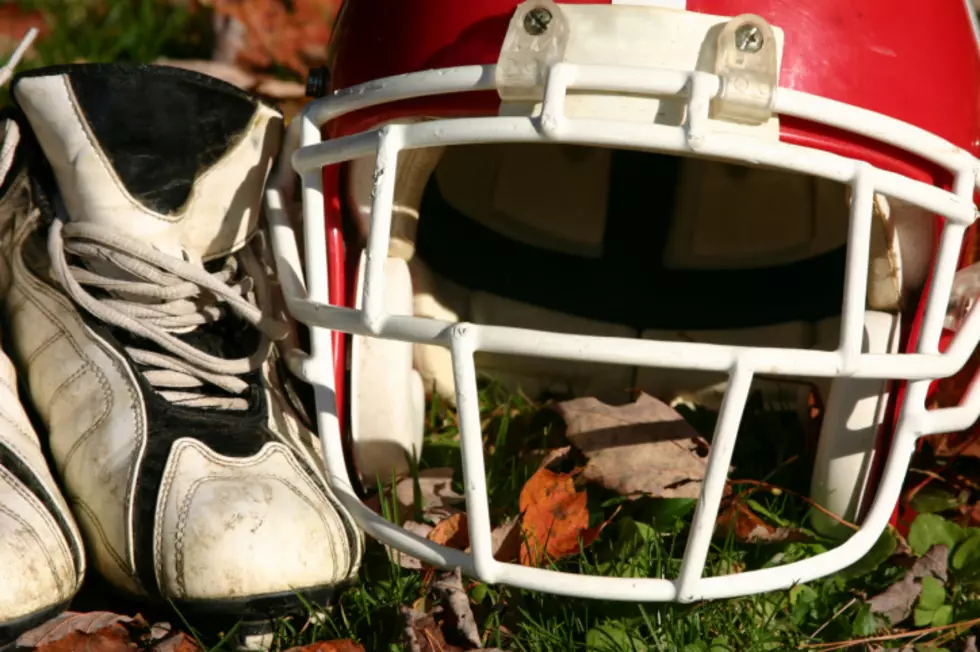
[[4, 3, 980, 650]]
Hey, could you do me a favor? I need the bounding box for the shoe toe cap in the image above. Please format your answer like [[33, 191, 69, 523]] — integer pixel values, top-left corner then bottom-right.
[[0, 473, 78, 623], [156, 442, 360, 602]]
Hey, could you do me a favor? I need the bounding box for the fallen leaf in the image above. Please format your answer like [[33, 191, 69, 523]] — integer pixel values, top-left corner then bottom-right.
[[211, 0, 340, 77], [400, 606, 465, 652], [490, 516, 522, 563], [386, 520, 433, 570], [364, 467, 465, 526], [17, 612, 139, 648], [519, 468, 598, 566], [715, 501, 808, 544], [556, 393, 708, 500], [148, 623, 172, 643], [283, 642, 365, 652], [34, 623, 136, 652], [432, 569, 481, 649], [869, 544, 948, 625], [152, 632, 202, 652], [397, 468, 466, 515], [429, 513, 470, 551], [534, 446, 572, 471]]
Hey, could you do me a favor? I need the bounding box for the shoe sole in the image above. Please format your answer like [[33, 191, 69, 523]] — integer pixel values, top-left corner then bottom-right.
[[173, 585, 346, 623]]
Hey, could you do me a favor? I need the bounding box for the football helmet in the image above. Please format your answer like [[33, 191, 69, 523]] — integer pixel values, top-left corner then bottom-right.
[[266, 0, 980, 601]]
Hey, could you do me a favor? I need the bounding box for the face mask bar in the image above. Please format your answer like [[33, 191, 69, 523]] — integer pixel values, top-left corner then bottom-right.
[[265, 51, 980, 601]]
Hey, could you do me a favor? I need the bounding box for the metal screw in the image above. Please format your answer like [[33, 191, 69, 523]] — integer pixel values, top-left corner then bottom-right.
[[734, 23, 764, 53], [523, 7, 553, 36]]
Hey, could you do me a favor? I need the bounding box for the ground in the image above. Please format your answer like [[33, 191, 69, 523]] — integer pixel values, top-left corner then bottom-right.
[[2, 2, 980, 651]]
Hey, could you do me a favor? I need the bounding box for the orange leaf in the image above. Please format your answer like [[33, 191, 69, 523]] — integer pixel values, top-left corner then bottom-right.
[[428, 512, 470, 550], [518, 468, 593, 566]]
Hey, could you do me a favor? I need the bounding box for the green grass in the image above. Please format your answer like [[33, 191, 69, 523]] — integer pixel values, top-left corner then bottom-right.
[[258, 378, 980, 651]]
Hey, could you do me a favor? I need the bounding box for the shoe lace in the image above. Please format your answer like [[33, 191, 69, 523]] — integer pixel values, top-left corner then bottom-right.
[[0, 28, 37, 189], [48, 214, 288, 411]]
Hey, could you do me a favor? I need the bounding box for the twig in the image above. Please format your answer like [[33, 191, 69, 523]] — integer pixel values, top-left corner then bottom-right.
[[728, 478, 859, 531], [807, 597, 856, 641], [801, 615, 980, 650]]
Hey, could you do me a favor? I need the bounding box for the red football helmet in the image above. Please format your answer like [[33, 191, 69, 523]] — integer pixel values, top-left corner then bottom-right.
[[266, 0, 980, 601]]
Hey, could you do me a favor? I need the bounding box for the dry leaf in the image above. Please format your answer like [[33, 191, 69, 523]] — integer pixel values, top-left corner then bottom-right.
[[432, 569, 481, 649], [365, 467, 464, 526], [17, 612, 139, 649], [397, 468, 465, 514], [152, 632, 202, 652], [400, 606, 465, 652], [34, 623, 136, 652], [715, 501, 808, 544], [429, 513, 470, 551], [519, 468, 599, 566], [556, 393, 708, 500], [491, 516, 522, 563], [386, 520, 433, 570], [283, 641, 366, 652], [211, 0, 340, 77], [869, 544, 948, 625]]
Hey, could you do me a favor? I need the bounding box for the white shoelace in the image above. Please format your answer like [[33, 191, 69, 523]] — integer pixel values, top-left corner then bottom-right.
[[4, 29, 282, 410], [48, 222, 288, 410], [0, 29, 37, 190]]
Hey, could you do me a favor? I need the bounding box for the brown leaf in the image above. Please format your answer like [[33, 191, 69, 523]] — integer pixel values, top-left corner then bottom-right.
[[283, 642, 366, 652], [152, 632, 202, 652], [365, 467, 465, 526], [491, 516, 522, 563], [432, 569, 480, 649], [400, 606, 465, 652], [869, 544, 949, 625], [518, 468, 593, 566], [17, 612, 139, 649], [386, 520, 433, 569], [715, 501, 808, 544], [556, 393, 708, 499], [429, 513, 470, 551], [34, 624, 136, 652], [397, 468, 465, 515]]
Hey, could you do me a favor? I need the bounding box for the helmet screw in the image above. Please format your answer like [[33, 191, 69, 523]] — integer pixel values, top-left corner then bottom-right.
[[306, 66, 330, 98], [734, 23, 764, 53], [523, 7, 553, 36]]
